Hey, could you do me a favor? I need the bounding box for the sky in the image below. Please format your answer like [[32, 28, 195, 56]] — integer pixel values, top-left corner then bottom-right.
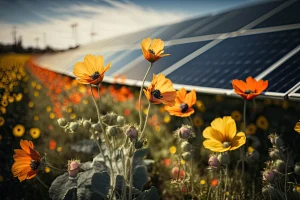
[[0, 0, 269, 49]]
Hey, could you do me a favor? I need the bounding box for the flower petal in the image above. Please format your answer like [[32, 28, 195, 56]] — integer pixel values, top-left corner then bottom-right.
[[186, 89, 196, 108], [20, 140, 34, 154], [295, 122, 300, 133], [230, 132, 246, 151], [202, 127, 224, 142], [223, 116, 237, 141], [203, 139, 230, 152]]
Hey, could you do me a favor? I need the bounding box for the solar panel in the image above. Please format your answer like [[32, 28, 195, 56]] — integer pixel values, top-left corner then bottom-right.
[[254, 0, 300, 29], [264, 51, 300, 93], [117, 41, 210, 80], [166, 29, 300, 89], [105, 49, 141, 75], [181, 1, 281, 38]]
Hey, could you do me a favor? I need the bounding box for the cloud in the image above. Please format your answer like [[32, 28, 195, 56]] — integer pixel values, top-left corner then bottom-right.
[[0, 0, 186, 49]]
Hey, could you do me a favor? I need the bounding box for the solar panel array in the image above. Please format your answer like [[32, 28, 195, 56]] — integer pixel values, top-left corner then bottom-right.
[[36, 0, 300, 101]]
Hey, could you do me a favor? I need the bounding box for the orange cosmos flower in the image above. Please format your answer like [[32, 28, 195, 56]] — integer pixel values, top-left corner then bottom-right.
[[165, 88, 196, 117], [232, 76, 268, 100], [141, 38, 170, 63], [12, 140, 41, 182], [143, 74, 176, 106], [73, 54, 111, 85]]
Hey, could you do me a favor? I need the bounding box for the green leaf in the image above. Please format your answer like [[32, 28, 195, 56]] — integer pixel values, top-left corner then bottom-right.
[[63, 187, 77, 200], [91, 172, 111, 196], [133, 165, 148, 190], [49, 173, 78, 200], [134, 186, 160, 200]]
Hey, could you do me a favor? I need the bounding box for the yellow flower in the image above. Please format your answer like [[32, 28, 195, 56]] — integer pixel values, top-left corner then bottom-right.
[[193, 116, 203, 127], [231, 110, 241, 122], [140, 38, 170, 63], [196, 100, 205, 112], [143, 74, 176, 106], [203, 116, 246, 152], [295, 122, 300, 134], [169, 146, 177, 154], [13, 124, 25, 137], [256, 116, 269, 130], [15, 93, 23, 102], [73, 54, 111, 85], [30, 128, 41, 139], [0, 116, 4, 126]]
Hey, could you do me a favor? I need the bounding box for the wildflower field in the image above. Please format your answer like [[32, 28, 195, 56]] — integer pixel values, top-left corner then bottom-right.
[[1, 38, 300, 200]]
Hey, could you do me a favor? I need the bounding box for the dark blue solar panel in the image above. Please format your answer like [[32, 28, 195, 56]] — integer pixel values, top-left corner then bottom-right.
[[105, 49, 141, 75], [118, 41, 210, 80], [264, 51, 300, 93], [255, 1, 300, 29], [183, 2, 281, 38], [153, 17, 208, 41], [167, 29, 300, 89]]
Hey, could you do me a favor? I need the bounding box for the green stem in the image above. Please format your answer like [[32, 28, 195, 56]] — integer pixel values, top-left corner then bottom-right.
[[36, 175, 49, 189], [128, 154, 134, 200], [138, 63, 153, 131], [44, 155, 66, 172], [224, 165, 228, 200], [90, 85, 101, 123], [140, 103, 151, 139]]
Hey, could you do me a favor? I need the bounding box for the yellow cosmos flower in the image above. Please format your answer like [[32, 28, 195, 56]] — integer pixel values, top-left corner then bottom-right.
[[13, 124, 25, 137], [203, 116, 246, 152], [141, 38, 170, 63], [15, 93, 23, 102], [246, 123, 257, 135], [295, 122, 300, 134], [143, 74, 176, 106], [231, 110, 241, 122], [30, 128, 41, 139], [73, 54, 111, 85]]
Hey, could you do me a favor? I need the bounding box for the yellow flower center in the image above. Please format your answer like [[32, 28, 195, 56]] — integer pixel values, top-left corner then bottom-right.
[[148, 49, 155, 55], [90, 71, 100, 80], [180, 103, 189, 113], [30, 160, 40, 170], [151, 89, 162, 99], [222, 141, 231, 148]]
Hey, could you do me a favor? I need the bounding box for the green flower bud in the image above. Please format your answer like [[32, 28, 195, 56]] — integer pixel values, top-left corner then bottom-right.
[[107, 126, 117, 137], [263, 170, 275, 183], [275, 159, 286, 172], [125, 126, 138, 140], [69, 122, 78, 132], [208, 155, 220, 168], [217, 153, 229, 165], [294, 163, 300, 175], [135, 140, 144, 149], [182, 152, 192, 161], [181, 141, 192, 152], [262, 185, 277, 199], [91, 123, 101, 132], [117, 116, 125, 126], [57, 118, 67, 127], [269, 149, 280, 160], [83, 120, 92, 129], [179, 126, 192, 139]]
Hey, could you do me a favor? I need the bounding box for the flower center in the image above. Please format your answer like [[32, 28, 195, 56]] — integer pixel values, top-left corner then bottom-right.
[[180, 103, 189, 113], [30, 160, 40, 170], [244, 89, 254, 94], [148, 49, 155, 55], [90, 71, 100, 80], [151, 89, 163, 99], [222, 141, 231, 148]]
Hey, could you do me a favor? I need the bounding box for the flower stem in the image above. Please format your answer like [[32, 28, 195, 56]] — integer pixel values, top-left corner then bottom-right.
[[224, 164, 228, 199], [36, 175, 49, 189], [128, 153, 134, 200], [139, 103, 151, 140], [241, 99, 247, 178], [138, 63, 153, 131], [90, 85, 101, 123]]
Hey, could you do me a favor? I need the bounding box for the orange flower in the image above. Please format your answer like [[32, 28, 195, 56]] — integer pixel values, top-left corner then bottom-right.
[[141, 38, 170, 63], [73, 54, 111, 85], [143, 74, 176, 106], [12, 140, 41, 182], [232, 76, 268, 100], [165, 88, 196, 117]]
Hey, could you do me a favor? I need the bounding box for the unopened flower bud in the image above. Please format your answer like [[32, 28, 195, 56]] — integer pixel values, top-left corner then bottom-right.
[[217, 153, 229, 165], [57, 118, 67, 127], [263, 170, 276, 182], [68, 159, 80, 177], [269, 149, 280, 160], [182, 152, 192, 161], [91, 123, 101, 132], [294, 163, 300, 175], [179, 126, 192, 139], [107, 126, 117, 137], [208, 155, 220, 168], [117, 116, 125, 126], [268, 134, 284, 148], [83, 120, 92, 129], [262, 185, 277, 199], [181, 141, 192, 152], [69, 122, 78, 132], [275, 137, 284, 148], [126, 126, 138, 140], [275, 159, 286, 172]]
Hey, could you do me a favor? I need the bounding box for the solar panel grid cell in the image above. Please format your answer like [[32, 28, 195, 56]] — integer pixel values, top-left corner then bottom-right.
[[167, 29, 300, 90]]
